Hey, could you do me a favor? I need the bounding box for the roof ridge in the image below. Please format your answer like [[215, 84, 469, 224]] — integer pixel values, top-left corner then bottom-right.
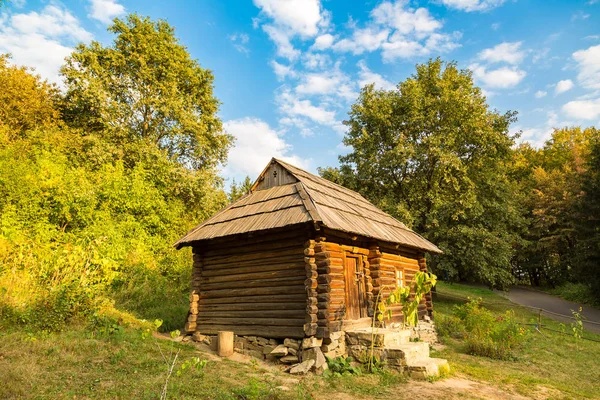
[[273, 158, 371, 204]]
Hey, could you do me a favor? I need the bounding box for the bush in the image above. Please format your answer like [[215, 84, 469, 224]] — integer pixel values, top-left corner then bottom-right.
[[548, 282, 600, 308], [437, 298, 529, 360]]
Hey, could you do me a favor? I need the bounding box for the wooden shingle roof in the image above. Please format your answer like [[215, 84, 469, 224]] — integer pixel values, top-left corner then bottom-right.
[[175, 158, 442, 254]]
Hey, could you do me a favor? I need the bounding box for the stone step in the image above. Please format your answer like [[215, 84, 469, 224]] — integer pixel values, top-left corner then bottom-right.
[[384, 342, 430, 365], [345, 327, 411, 347], [407, 358, 450, 380]]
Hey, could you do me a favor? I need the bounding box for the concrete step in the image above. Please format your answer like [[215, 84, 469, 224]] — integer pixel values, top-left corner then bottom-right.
[[384, 342, 430, 365], [345, 327, 411, 347], [407, 358, 450, 379]]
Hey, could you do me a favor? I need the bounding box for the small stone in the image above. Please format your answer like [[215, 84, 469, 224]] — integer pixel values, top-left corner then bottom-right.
[[284, 338, 300, 350], [257, 337, 269, 346], [247, 336, 257, 343], [270, 344, 289, 357], [302, 347, 327, 370], [321, 340, 338, 353], [302, 337, 322, 349], [330, 331, 344, 341], [182, 335, 192, 343], [288, 347, 297, 356], [263, 345, 275, 355], [192, 332, 210, 344], [268, 339, 279, 346], [279, 355, 299, 364], [289, 359, 315, 375]]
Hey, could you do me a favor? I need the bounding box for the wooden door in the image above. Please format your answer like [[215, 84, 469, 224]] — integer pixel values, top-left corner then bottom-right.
[[344, 256, 366, 320]]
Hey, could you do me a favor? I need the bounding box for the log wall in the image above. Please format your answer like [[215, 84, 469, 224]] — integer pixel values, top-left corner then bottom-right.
[[369, 245, 429, 322], [185, 229, 309, 339]]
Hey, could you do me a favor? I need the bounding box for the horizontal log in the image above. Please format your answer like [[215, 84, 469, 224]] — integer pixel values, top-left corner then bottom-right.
[[316, 265, 344, 275], [200, 276, 305, 291], [197, 309, 305, 319], [201, 261, 305, 277], [203, 247, 305, 266], [316, 258, 344, 268], [304, 323, 318, 336], [200, 293, 306, 305], [198, 302, 306, 312], [195, 324, 305, 339], [304, 248, 315, 256], [201, 268, 305, 283], [202, 232, 308, 257], [195, 317, 305, 326], [199, 286, 305, 299]]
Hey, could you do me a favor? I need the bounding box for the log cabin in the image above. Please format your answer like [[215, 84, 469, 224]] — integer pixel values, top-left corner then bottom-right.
[[175, 158, 442, 341]]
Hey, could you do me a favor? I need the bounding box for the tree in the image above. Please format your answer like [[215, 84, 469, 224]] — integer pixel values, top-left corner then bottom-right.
[[228, 176, 253, 203], [514, 127, 597, 287], [575, 131, 600, 297], [60, 14, 232, 171], [322, 59, 521, 288], [0, 54, 60, 135]]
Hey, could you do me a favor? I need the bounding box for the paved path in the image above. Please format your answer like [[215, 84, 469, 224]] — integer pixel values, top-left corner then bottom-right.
[[503, 287, 600, 334]]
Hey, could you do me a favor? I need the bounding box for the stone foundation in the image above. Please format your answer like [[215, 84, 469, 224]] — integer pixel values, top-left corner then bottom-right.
[[188, 319, 443, 377]]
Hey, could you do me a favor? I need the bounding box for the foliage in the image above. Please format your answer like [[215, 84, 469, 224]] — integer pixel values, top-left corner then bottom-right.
[[320, 58, 521, 289], [60, 14, 232, 171], [377, 271, 437, 327], [0, 54, 60, 134], [324, 356, 361, 377], [437, 298, 529, 360], [546, 282, 600, 307], [570, 307, 584, 351], [229, 176, 253, 202], [0, 15, 229, 333]]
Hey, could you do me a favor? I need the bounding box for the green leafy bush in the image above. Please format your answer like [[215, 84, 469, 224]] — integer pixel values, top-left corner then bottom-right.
[[436, 298, 529, 360], [324, 356, 361, 377]]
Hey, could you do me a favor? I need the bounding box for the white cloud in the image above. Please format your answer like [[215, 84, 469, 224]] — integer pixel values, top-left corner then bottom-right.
[[0, 5, 92, 84], [478, 42, 525, 65], [295, 66, 357, 101], [270, 60, 296, 80], [11, 5, 92, 42], [311, 33, 335, 50], [562, 98, 600, 120], [230, 33, 250, 55], [262, 25, 300, 60], [88, 0, 125, 24], [357, 60, 396, 91], [555, 79, 574, 94], [302, 52, 331, 70], [253, 0, 324, 38], [331, 1, 460, 62], [535, 90, 547, 98], [439, 0, 507, 12], [573, 44, 600, 90], [470, 63, 526, 89], [223, 117, 309, 181], [332, 27, 390, 55], [277, 89, 337, 126]]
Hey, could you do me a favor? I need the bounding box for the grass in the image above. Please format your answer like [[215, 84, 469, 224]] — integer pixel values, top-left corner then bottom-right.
[[434, 282, 600, 399], [1, 283, 600, 399]]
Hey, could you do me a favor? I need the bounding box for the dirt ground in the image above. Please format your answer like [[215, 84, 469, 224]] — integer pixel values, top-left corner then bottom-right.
[[174, 334, 555, 400]]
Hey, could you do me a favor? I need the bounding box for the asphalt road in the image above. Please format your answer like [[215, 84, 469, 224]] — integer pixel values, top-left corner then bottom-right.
[[504, 287, 600, 334]]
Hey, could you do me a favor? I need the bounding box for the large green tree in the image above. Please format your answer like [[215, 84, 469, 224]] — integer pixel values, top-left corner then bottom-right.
[[321, 59, 521, 288], [60, 14, 231, 171]]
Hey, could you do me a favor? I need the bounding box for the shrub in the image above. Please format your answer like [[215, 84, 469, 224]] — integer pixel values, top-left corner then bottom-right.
[[438, 298, 529, 360]]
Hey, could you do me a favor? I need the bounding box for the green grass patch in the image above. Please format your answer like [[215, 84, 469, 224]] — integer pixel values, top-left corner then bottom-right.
[[435, 282, 600, 398]]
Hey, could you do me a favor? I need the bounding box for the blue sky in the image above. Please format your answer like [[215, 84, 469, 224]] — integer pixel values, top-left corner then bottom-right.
[[1, 0, 599, 185]]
